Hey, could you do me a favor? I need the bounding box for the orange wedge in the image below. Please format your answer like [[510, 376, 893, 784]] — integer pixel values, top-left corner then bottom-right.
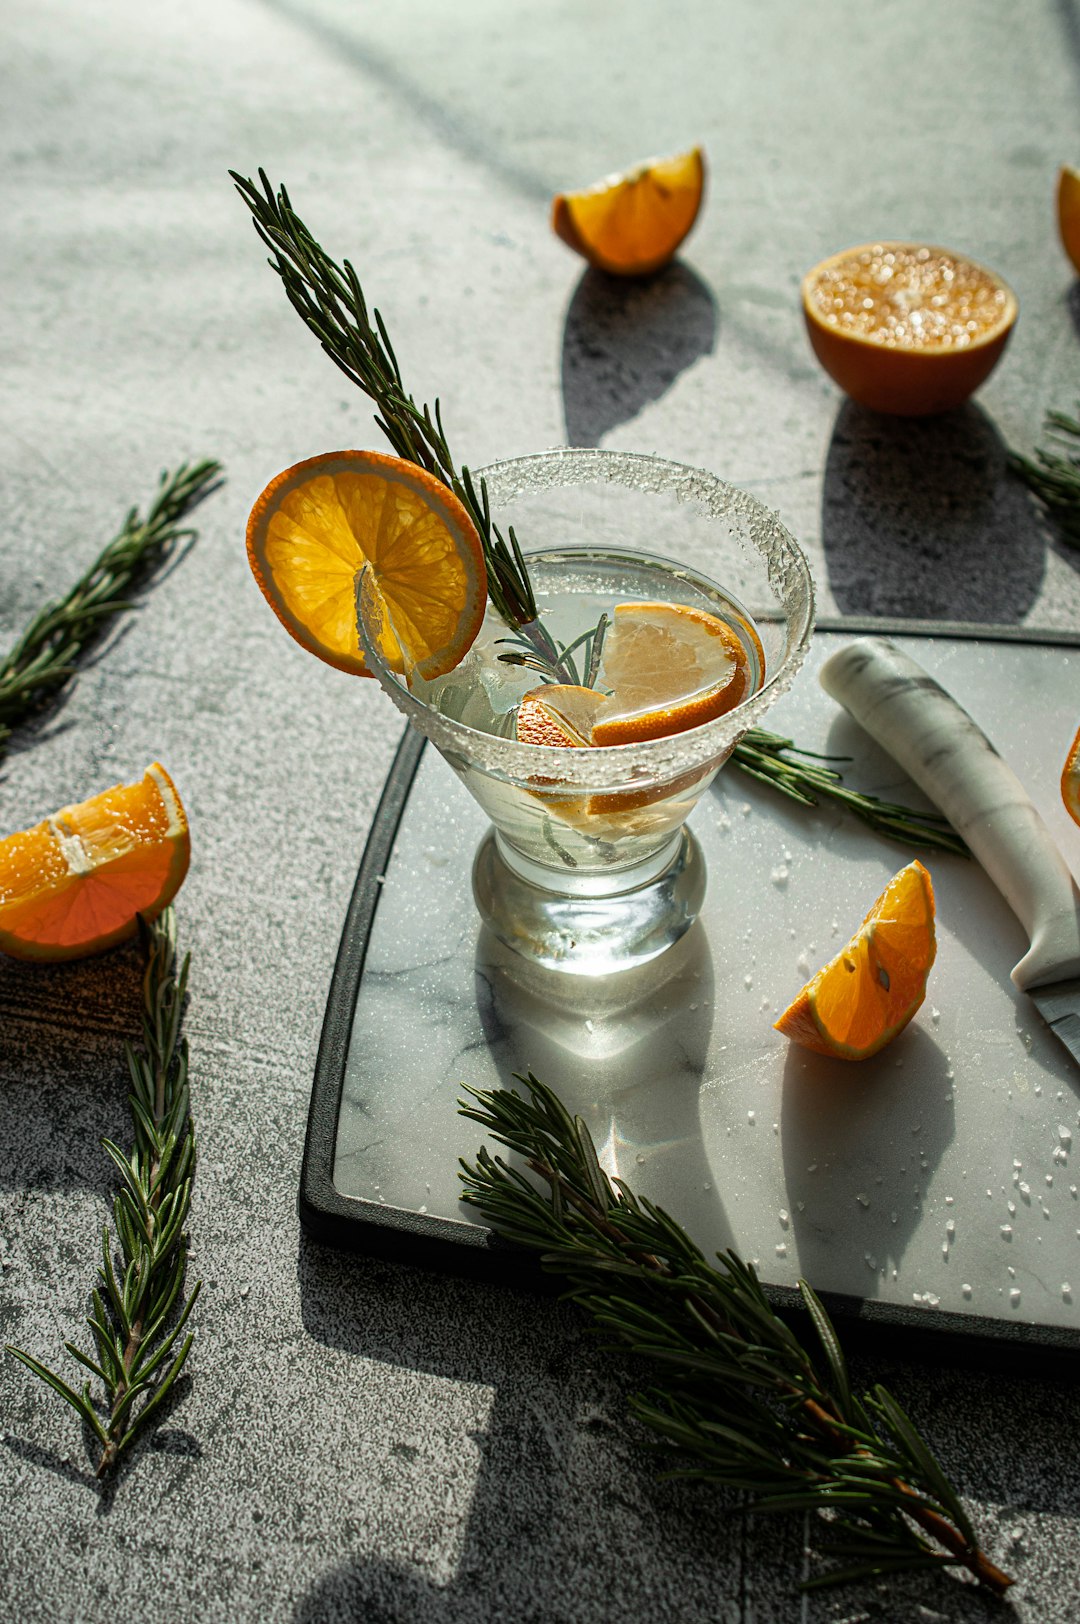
[[552, 147, 706, 277], [774, 861, 936, 1061], [246, 450, 486, 681], [0, 765, 189, 962], [802, 243, 1017, 416], [1063, 724, 1080, 827], [1058, 166, 1080, 276]]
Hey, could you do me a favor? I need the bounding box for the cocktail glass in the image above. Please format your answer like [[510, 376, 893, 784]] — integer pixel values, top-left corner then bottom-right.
[[358, 448, 814, 975]]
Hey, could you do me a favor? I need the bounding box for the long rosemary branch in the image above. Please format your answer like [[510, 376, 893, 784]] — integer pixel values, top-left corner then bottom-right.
[[1009, 406, 1080, 546], [7, 909, 201, 1477], [230, 169, 575, 672], [0, 460, 222, 761], [459, 1072, 1011, 1597], [732, 728, 968, 856]]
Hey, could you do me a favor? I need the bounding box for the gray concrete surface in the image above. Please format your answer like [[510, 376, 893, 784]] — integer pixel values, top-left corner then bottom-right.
[[2, 2, 1080, 1620]]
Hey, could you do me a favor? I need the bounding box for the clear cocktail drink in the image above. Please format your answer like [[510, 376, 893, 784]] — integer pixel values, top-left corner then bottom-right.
[[357, 449, 814, 974], [410, 548, 764, 875]]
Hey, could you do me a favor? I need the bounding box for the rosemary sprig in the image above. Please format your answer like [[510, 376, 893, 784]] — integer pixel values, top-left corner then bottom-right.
[[7, 909, 200, 1477], [458, 1072, 1011, 1598], [731, 728, 968, 856], [1009, 405, 1080, 545], [0, 460, 222, 761], [230, 169, 582, 673]]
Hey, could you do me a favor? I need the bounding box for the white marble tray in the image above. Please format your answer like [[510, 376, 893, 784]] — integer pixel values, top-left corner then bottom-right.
[[302, 628, 1080, 1358]]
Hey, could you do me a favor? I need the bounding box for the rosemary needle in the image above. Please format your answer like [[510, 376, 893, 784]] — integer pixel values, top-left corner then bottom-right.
[[0, 459, 222, 761]]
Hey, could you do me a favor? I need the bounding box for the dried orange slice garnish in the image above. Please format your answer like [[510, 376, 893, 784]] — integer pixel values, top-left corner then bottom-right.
[[801, 243, 1017, 416], [1058, 166, 1080, 276], [774, 860, 936, 1061], [0, 765, 190, 962], [246, 451, 487, 680], [552, 147, 706, 277], [1062, 724, 1080, 828]]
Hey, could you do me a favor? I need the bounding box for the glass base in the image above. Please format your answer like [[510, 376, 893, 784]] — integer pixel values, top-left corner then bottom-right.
[[472, 826, 706, 976]]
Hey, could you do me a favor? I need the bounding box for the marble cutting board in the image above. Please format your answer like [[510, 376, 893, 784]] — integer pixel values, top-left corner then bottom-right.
[[304, 628, 1080, 1354]]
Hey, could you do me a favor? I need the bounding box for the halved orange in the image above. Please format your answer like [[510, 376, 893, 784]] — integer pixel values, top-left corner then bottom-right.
[[0, 765, 190, 962], [246, 451, 487, 680], [801, 243, 1017, 416], [1058, 166, 1080, 276], [774, 860, 936, 1061], [552, 147, 706, 277], [1062, 723, 1080, 827]]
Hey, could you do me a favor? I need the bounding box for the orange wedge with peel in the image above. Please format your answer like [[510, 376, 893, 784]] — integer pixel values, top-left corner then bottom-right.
[[246, 451, 486, 680], [0, 764, 190, 962], [801, 243, 1017, 416], [1062, 723, 1080, 828], [1058, 166, 1080, 276], [774, 860, 936, 1061], [552, 147, 706, 277]]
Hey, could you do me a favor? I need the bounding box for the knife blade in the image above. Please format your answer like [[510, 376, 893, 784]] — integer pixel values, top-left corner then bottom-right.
[[819, 636, 1080, 1071]]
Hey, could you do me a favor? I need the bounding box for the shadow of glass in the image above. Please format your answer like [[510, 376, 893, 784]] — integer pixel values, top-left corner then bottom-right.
[[781, 1025, 955, 1292], [821, 399, 1046, 621], [474, 922, 735, 1255], [1068, 279, 1080, 341], [0, 949, 143, 1191], [561, 262, 717, 447]]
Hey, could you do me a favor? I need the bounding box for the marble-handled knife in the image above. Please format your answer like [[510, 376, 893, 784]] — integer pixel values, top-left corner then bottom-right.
[[819, 636, 1080, 1069]]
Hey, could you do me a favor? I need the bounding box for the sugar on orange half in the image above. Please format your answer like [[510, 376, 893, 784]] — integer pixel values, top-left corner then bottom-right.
[[552, 147, 706, 278], [1058, 166, 1080, 276], [246, 450, 487, 681], [0, 764, 190, 962], [801, 243, 1017, 416], [774, 860, 936, 1061]]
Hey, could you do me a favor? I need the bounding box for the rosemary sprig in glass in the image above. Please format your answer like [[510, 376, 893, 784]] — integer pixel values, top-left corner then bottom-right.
[[233, 171, 965, 856], [1009, 405, 1080, 546], [0, 460, 222, 762], [459, 1072, 1011, 1598], [7, 910, 200, 1477]]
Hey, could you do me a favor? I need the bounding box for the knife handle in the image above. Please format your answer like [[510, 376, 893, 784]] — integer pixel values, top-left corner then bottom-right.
[[819, 637, 1080, 993]]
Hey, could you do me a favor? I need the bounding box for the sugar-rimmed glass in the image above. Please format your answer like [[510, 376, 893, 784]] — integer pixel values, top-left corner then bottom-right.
[[358, 448, 814, 975]]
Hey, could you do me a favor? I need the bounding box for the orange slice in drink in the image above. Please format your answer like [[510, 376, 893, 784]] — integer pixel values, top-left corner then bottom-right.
[[1062, 723, 1080, 827], [0, 765, 190, 962], [1058, 166, 1080, 276], [246, 450, 486, 680], [515, 685, 609, 748], [774, 860, 936, 1061], [801, 243, 1017, 416], [591, 601, 757, 744], [552, 147, 706, 277]]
